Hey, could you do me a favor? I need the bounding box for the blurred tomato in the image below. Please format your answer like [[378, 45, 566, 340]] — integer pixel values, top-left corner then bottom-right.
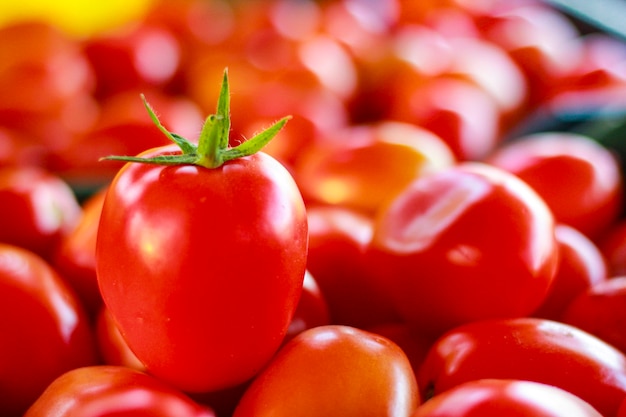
[[411, 379, 602, 417], [599, 219, 626, 276], [367, 162, 558, 336], [24, 365, 215, 417], [533, 224, 608, 320], [417, 317, 626, 417], [53, 187, 107, 317], [233, 325, 419, 417], [305, 205, 400, 328], [294, 121, 456, 215], [0, 166, 82, 260], [0, 243, 97, 417], [284, 271, 331, 342], [486, 132, 624, 240], [561, 276, 626, 354], [95, 306, 145, 371]]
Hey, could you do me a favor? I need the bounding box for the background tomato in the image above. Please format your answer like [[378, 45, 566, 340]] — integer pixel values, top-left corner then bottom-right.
[[411, 379, 602, 417], [367, 162, 558, 336], [233, 325, 419, 417], [417, 317, 626, 417], [24, 365, 215, 417], [0, 243, 97, 417]]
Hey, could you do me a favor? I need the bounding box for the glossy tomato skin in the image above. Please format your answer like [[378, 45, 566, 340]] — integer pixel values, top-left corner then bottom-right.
[[0, 166, 82, 261], [367, 162, 558, 336], [24, 365, 216, 417], [96, 144, 308, 393], [417, 317, 626, 417], [233, 325, 419, 417], [532, 224, 608, 320], [560, 276, 626, 354], [486, 132, 624, 240], [411, 379, 602, 417], [0, 243, 97, 417]]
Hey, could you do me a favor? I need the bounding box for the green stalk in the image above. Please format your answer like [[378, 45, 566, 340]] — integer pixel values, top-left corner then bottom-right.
[[101, 68, 291, 169]]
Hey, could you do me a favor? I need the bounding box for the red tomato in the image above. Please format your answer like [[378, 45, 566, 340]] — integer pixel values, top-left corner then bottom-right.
[[53, 187, 107, 318], [294, 121, 456, 215], [486, 132, 624, 240], [411, 379, 602, 417], [306, 205, 400, 328], [23, 365, 216, 417], [417, 317, 626, 416], [284, 271, 331, 342], [95, 306, 146, 371], [560, 276, 626, 354], [0, 166, 82, 261], [533, 224, 608, 320], [233, 325, 419, 417], [0, 243, 97, 417], [96, 72, 308, 393], [598, 219, 626, 276], [367, 162, 558, 336]]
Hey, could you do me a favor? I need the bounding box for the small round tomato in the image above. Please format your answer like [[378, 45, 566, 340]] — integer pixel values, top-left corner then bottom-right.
[[294, 121, 456, 215], [533, 223, 608, 320], [0, 165, 82, 261], [53, 187, 107, 318], [367, 162, 558, 336], [417, 317, 626, 417], [306, 205, 400, 328], [284, 271, 331, 342], [486, 132, 624, 240], [560, 276, 626, 354], [411, 379, 602, 417], [233, 325, 419, 417], [23, 366, 215, 417], [0, 243, 97, 417]]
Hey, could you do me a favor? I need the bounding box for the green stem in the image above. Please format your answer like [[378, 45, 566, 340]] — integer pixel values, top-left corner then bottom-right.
[[100, 68, 290, 169]]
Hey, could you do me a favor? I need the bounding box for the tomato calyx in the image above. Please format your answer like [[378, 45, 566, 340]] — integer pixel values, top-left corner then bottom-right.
[[101, 68, 291, 169]]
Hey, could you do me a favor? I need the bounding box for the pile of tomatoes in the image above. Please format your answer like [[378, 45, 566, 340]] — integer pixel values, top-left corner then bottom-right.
[[4, 0, 626, 415]]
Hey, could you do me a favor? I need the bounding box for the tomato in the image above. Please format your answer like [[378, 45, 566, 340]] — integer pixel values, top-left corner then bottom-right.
[[53, 187, 107, 318], [417, 317, 626, 416], [23, 365, 215, 417], [598, 219, 626, 276], [0, 165, 82, 261], [0, 243, 97, 417], [411, 379, 602, 417], [486, 132, 624, 240], [96, 71, 308, 393], [305, 205, 400, 328], [285, 271, 331, 341], [233, 325, 419, 417], [533, 223, 608, 320], [560, 276, 626, 354], [95, 306, 146, 371], [367, 162, 558, 336], [294, 121, 456, 215]]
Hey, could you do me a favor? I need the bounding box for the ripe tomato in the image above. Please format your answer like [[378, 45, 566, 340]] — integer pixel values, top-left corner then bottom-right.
[[0, 165, 82, 261], [95, 306, 146, 371], [23, 365, 216, 417], [598, 219, 626, 276], [411, 379, 602, 417], [284, 271, 331, 342], [96, 71, 308, 393], [417, 317, 626, 416], [532, 223, 608, 320], [233, 325, 419, 417], [0, 243, 97, 417], [305, 205, 400, 328], [486, 132, 624, 240], [367, 162, 558, 336], [53, 187, 107, 318], [294, 121, 456, 215], [560, 276, 626, 354]]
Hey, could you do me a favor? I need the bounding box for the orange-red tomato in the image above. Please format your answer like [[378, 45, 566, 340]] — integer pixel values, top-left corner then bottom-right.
[[0, 243, 97, 417], [486, 132, 624, 240], [233, 325, 419, 417]]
